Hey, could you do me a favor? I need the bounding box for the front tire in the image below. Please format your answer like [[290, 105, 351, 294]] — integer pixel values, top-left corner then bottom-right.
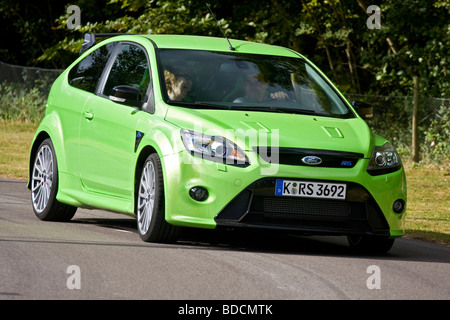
[[136, 153, 179, 243], [31, 138, 77, 221]]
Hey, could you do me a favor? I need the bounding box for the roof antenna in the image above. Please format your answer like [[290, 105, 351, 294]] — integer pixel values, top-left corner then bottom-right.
[[206, 3, 235, 51]]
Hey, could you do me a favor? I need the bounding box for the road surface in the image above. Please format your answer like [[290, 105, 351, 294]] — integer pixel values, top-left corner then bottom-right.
[[1, 177, 449, 300]]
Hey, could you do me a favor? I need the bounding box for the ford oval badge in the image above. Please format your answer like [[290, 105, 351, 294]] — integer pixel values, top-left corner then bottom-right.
[[301, 156, 322, 165]]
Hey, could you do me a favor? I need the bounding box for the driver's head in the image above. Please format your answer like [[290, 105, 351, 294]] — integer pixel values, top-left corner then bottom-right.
[[164, 66, 193, 101]]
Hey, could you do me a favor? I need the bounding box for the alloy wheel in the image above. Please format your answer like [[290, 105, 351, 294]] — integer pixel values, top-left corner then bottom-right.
[[31, 144, 54, 213], [137, 160, 156, 235]]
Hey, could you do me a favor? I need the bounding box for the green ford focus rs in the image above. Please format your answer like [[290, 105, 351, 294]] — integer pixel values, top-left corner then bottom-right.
[[28, 34, 406, 253]]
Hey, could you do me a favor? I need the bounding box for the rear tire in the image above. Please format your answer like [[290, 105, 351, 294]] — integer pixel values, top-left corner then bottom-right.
[[347, 235, 395, 254], [136, 153, 179, 243], [31, 138, 77, 221]]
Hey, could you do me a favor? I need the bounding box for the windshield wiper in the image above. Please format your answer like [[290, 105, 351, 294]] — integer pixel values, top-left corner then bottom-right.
[[287, 108, 324, 115], [194, 101, 232, 109], [230, 105, 325, 115], [230, 105, 287, 113], [274, 107, 331, 116]]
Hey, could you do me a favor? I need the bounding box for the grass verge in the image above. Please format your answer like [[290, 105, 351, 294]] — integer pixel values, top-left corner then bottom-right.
[[0, 120, 39, 180], [1, 120, 449, 245], [403, 162, 450, 246]]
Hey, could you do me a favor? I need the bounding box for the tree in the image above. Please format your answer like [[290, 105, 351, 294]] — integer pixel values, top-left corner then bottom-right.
[[357, 0, 450, 98], [2, 0, 449, 100], [0, 0, 68, 67]]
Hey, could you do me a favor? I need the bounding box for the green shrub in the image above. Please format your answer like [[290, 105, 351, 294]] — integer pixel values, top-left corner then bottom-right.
[[423, 105, 450, 164], [0, 82, 47, 122]]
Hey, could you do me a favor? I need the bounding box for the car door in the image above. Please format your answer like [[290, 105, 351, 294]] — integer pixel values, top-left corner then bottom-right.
[[79, 42, 152, 199], [65, 41, 119, 176]]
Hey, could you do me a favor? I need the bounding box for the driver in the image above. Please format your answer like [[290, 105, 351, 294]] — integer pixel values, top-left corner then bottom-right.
[[164, 66, 193, 101]]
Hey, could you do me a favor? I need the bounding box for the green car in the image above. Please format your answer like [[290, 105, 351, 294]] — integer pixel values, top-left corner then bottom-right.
[[28, 34, 406, 253]]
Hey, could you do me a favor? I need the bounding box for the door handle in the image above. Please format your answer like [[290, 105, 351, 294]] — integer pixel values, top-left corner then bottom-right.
[[84, 111, 94, 120]]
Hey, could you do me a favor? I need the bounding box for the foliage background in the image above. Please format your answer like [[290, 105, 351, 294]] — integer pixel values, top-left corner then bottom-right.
[[2, 0, 449, 96], [0, 0, 449, 163]]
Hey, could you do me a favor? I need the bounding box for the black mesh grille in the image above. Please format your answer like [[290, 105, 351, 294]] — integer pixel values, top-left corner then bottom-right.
[[215, 189, 252, 222], [261, 197, 351, 217]]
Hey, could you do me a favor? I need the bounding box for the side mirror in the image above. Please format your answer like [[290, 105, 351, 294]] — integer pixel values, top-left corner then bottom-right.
[[109, 85, 142, 107], [352, 100, 373, 120]]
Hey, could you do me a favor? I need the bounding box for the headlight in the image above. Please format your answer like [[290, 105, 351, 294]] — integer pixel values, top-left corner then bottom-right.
[[181, 129, 249, 166], [367, 142, 401, 175]]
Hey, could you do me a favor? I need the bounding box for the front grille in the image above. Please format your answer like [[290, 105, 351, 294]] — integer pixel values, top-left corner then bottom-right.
[[253, 147, 364, 168], [215, 178, 390, 236]]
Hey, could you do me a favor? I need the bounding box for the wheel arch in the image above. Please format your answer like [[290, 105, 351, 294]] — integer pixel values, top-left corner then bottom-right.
[[134, 144, 181, 242], [135, 145, 159, 185], [28, 131, 51, 190], [134, 145, 159, 212], [28, 113, 68, 190]]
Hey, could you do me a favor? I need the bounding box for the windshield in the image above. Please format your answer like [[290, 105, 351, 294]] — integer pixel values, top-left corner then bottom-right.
[[159, 49, 355, 118]]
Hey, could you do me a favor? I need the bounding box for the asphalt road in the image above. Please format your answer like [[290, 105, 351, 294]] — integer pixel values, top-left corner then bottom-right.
[[1, 177, 449, 300]]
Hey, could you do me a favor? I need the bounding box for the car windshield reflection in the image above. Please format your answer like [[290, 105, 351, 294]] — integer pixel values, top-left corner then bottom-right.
[[159, 49, 354, 118]]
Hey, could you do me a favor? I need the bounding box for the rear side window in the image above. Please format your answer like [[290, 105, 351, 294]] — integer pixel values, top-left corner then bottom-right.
[[68, 42, 118, 93]]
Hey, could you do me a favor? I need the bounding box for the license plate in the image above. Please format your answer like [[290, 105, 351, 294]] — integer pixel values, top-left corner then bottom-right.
[[275, 180, 346, 200]]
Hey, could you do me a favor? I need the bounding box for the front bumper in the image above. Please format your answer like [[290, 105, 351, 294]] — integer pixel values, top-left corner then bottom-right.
[[215, 178, 391, 237], [162, 150, 406, 238]]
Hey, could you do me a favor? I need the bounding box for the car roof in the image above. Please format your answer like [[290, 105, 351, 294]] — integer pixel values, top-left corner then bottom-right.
[[134, 34, 300, 58]]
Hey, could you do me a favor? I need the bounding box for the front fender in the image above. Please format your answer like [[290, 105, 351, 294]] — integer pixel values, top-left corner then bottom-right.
[[28, 112, 67, 189], [133, 118, 183, 215]]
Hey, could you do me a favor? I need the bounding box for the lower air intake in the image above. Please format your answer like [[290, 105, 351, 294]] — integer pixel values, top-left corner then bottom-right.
[[215, 178, 390, 236]]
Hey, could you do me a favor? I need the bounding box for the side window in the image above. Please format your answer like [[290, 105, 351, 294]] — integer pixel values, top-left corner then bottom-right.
[[68, 42, 117, 93], [103, 44, 150, 100]]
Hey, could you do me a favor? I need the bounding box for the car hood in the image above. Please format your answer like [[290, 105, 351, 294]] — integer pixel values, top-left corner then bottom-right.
[[165, 107, 372, 158]]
